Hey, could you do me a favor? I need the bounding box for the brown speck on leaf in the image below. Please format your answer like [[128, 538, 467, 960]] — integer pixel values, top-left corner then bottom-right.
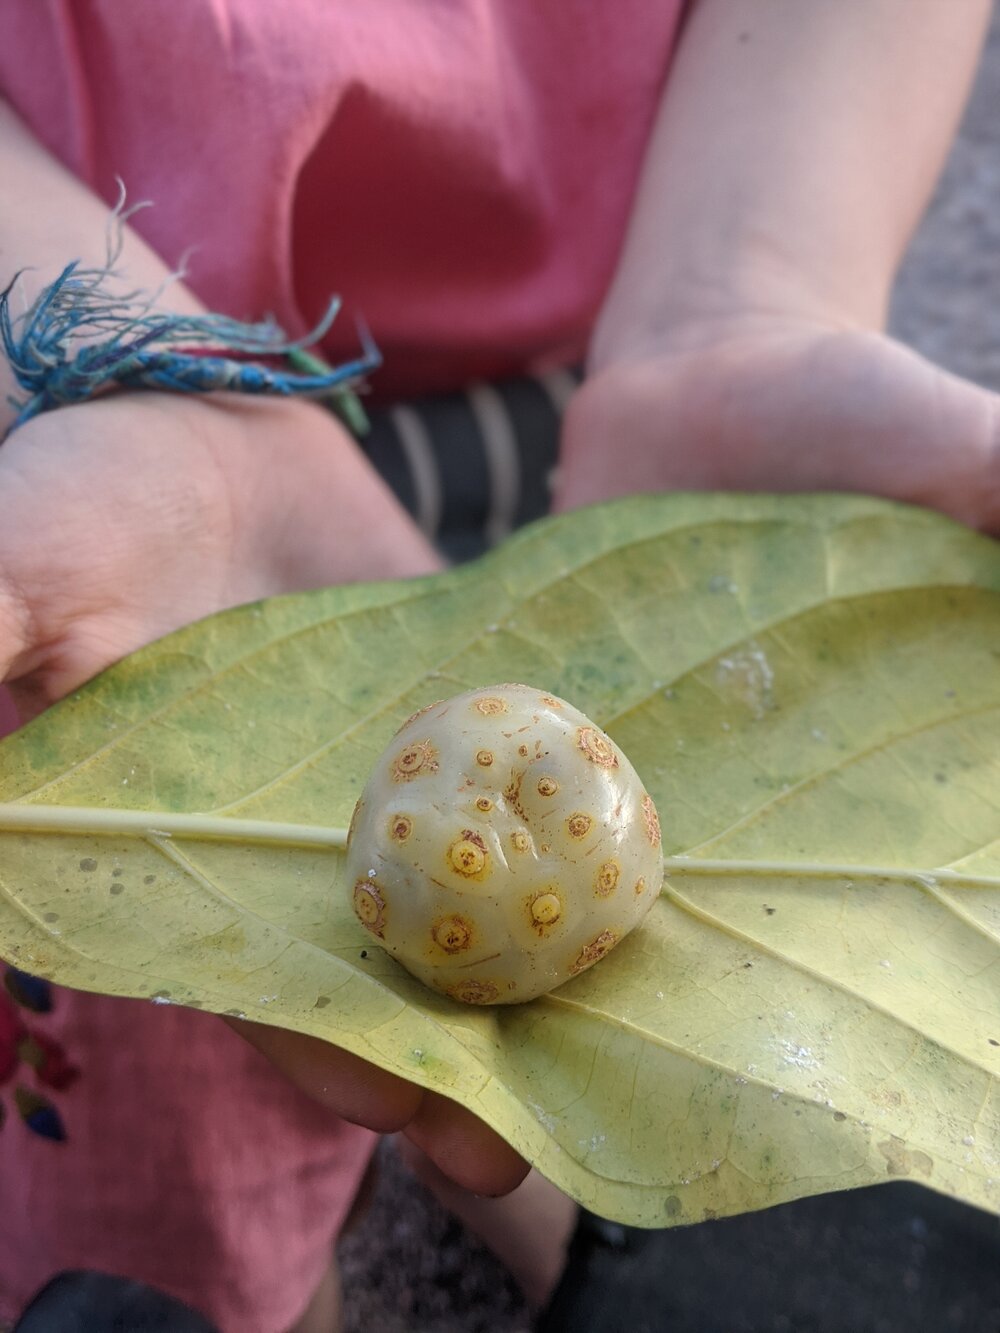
[[577, 726, 618, 768], [391, 740, 439, 782], [877, 1137, 933, 1179], [353, 881, 387, 938], [571, 928, 619, 975], [567, 813, 592, 839]]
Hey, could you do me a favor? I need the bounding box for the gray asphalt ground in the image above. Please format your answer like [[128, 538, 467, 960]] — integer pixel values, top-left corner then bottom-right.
[[339, 12, 1000, 1333]]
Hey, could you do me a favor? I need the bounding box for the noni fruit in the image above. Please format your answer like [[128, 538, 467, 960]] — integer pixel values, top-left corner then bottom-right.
[[346, 683, 663, 1004]]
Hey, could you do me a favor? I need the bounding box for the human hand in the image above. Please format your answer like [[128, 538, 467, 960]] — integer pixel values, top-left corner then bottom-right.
[[0, 390, 529, 1194], [556, 0, 995, 528], [555, 315, 1000, 533], [0, 391, 442, 715]]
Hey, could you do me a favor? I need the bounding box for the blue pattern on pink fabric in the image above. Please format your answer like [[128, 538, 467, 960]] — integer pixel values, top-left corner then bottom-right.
[[0, 966, 78, 1141]]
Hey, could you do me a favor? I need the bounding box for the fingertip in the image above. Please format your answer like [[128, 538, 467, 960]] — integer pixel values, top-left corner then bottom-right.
[[226, 1017, 424, 1133], [405, 1090, 530, 1196]]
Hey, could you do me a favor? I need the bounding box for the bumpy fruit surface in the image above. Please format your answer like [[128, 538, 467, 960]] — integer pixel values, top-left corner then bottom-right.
[[346, 683, 663, 1004]]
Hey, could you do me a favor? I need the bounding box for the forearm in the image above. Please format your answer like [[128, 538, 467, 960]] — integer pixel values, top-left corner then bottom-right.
[[0, 98, 203, 435], [591, 0, 992, 369]]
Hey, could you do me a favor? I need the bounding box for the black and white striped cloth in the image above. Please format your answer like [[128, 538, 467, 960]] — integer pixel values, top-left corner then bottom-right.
[[363, 367, 581, 564]]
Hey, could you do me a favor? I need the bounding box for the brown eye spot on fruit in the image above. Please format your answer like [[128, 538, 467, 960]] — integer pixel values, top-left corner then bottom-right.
[[475, 696, 508, 716], [347, 799, 363, 848], [571, 928, 619, 975], [577, 726, 618, 769], [642, 794, 661, 847], [511, 829, 532, 853], [537, 775, 559, 797], [353, 880, 387, 938], [389, 814, 413, 843], [596, 860, 620, 897], [391, 740, 439, 782], [448, 830, 489, 879], [566, 813, 592, 839], [449, 979, 500, 1005], [432, 915, 474, 953], [529, 892, 562, 929], [400, 699, 444, 731], [504, 770, 527, 820], [475, 796, 493, 813], [634, 876, 646, 896], [475, 749, 494, 767], [540, 695, 562, 708]]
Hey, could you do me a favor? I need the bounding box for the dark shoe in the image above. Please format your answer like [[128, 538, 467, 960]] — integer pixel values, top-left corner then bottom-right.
[[13, 1270, 219, 1333], [535, 1209, 659, 1333]]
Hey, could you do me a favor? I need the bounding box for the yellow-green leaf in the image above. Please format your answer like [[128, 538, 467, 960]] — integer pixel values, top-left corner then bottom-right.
[[2, 492, 1000, 1228]]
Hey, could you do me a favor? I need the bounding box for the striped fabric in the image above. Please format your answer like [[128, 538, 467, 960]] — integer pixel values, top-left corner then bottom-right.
[[363, 367, 581, 564]]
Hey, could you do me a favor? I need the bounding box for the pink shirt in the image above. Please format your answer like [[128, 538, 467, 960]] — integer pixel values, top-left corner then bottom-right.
[[1, 1, 683, 398], [0, 4, 685, 1327]]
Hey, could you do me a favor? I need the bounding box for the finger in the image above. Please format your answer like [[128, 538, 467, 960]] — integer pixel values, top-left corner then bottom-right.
[[227, 1017, 424, 1134], [404, 1089, 530, 1196]]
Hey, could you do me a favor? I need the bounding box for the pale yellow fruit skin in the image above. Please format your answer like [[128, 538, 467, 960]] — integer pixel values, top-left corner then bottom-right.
[[346, 683, 663, 1005]]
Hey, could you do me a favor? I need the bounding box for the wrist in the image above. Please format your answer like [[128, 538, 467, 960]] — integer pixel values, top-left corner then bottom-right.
[[588, 263, 869, 379], [196, 395, 444, 593]]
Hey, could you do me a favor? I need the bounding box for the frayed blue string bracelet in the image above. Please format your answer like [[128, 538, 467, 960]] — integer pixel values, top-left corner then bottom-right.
[[0, 256, 379, 443]]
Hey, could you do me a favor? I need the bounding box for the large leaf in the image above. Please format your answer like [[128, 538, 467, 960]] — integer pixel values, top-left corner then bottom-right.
[[2, 493, 1000, 1228]]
